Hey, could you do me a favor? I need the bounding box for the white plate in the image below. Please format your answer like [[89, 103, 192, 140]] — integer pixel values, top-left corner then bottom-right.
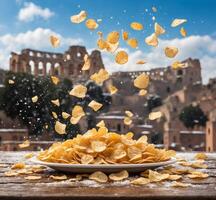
[[31, 157, 176, 173]]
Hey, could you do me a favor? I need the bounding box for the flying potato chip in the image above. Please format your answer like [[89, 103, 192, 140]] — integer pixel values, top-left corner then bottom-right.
[[164, 46, 178, 58], [88, 100, 103, 111], [134, 73, 149, 89], [81, 154, 94, 164], [25, 175, 42, 180], [180, 27, 187, 37], [96, 120, 106, 128], [171, 181, 190, 187], [91, 141, 107, 152], [85, 19, 98, 30], [171, 61, 186, 70], [149, 111, 162, 120], [71, 10, 87, 24], [89, 171, 108, 183], [50, 175, 67, 180], [82, 54, 91, 71], [125, 110, 133, 117], [145, 33, 158, 47], [154, 22, 165, 35], [195, 153, 207, 160], [11, 163, 25, 170], [54, 121, 66, 135], [52, 112, 58, 119], [171, 18, 187, 27], [130, 22, 143, 30], [108, 84, 118, 95], [131, 177, 150, 185], [115, 51, 128, 65], [122, 31, 129, 40], [109, 170, 129, 181], [50, 35, 60, 48], [124, 117, 132, 126], [70, 105, 85, 124], [106, 42, 119, 53], [51, 99, 60, 106], [97, 38, 107, 50], [136, 60, 146, 65], [139, 89, 147, 96], [107, 31, 119, 44], [32, 96, 38, 103], [62, 112, 70, 119], [19, 140, 30, 148], [51, 76, 60, 85], [127, 38, 138, 48], [8, 79, 15, 84], [69, 84, 87, 98], [90, 69, 109, 85]]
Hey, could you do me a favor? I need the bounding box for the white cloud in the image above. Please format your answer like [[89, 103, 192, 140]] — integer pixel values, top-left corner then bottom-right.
[[103, 35, 216, 83], [18, 2, 54, 22], [0, 27, 83, 69]]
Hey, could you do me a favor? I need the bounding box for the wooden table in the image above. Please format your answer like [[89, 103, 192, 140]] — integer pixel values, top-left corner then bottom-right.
[[0, 151, 216, 200]]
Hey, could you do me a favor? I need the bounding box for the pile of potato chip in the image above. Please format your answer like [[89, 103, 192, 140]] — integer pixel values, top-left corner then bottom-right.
[[38, 127, 175, 164]]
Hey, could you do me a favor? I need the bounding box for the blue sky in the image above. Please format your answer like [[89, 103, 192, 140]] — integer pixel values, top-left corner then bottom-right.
[[0, 0, 216, 82]]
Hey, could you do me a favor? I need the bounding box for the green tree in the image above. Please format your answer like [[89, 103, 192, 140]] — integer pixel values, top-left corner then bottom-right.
[[179, 104, 208, 129]]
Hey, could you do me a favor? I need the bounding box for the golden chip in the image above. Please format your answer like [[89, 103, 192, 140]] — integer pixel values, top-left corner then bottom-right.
[[25, 175, 42, 180], [125, 110, 133, 117], [134, 73, 149, 89], [91, 141, 107, 152], [51, 99, 60, 106], [180, 27, 187, 37], [32, 96, 38, 103], [115, 51, 128, 65], [131, 177, 150, 185], [19, 140, 30, 148], [85, 19, 98, 30], [108, 84, 118, 95], [188, 171, 209, 179], [82, 54, 91, 71], [11, 163, 25, 170], [139, 89, 147, 96], [124, 117, 132, 126], [97, 38, 107, 50], [96, 120, 106, 128], [50, 35, 60, 48], [171, 181, 190, 187], [71, 10, 87, 24], [145, 33, 158, 47], [195, 153, 207, 160], [70, 105, 85, 124], [50, 175, 67, 180], [4, 171, 18, 177], [122, 31, 129, 40], [127, 38, 138, 48], [81, 154, 94, 164], [54, 121, 66, 135], [109, 170, 129, 181], [191, 162, 208, 169], [52, 111, 58, 119], [171, 61, 186, 70], [136, 60, 146, 65], [69, 84, 87, 98], [106, 42, 119, 53], [107, 31, 119, 44], [127, 146, 142, 160], [168, 174, 182, 181], [111, 149, 127, 160], [149, 111, 162, 120], [171, 18, 187, 27], [164, 46, 178, 58], [90, 69, 109, 85], [154, 22, 165, 36], [89, 171, 108, 183], [149, 170, 169, 182], [8, 79, 15, 84], [51, 76, 60, 85], [24, 153, 34, 159], [62, 112, 70, 119], [88, 100, 103, 111], [130, 22, 143, 30]]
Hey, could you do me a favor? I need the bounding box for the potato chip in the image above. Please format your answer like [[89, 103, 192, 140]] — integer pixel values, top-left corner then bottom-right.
[[139, 89, 147, 96], [109, 170, 129, 181], [188, 171, 209, 179], [89, 171, 108, 183], [149, 111, 162, 120], [191, 162, 208, 169], [168, 174, 182, 181], [131, 177, 150, 185], [127, 38, 138, 48], [122, 31, 129, 40], [71, 10, 87, 24], [4, 171, 18, 177], [164, 46, 178, 58], [24, 153, 34, 159], [180, 27, 187, 37], [62, 112, 70, 119], [124, 117, 132, 126], [96, 120, 105, 128], [32, 95, 38, 103], [134, 73, 149, 89], [70, 105, 85, 124], [154, 22, 165, 36], [145, 33, 158, 47], [69, 84, 87, 98], [171, 181, 190, 187], [97, 38, 107, 50], [11, 163, 25, 170], [8, 79, 15, 84], [171, 61, 186, 70], [50, 35, 60, 48], [50, 175, 67, 180], [90, 69, 109, 85], [52, 111, 58, 119], [51, 99, 60, 106], [54, 121, 66, 135], [130, 22, 143, 30], [127, 146, 142, 160], [85, 19, 98, 30], [82, 54, 91, 71], [149, 170, 169, 182], [88, 100, 103, 111], [111, 148, 127, 160], [51, 76, 60, 85], [107, 31, 119, 44], [125, 110, 133, 117], [195, 153, 207, 160], [106, 42, 119, 53], [136, 60, 146, 65], [19, 140, 30, 148], [81, 154, 94, 164], [171, 18, 187, 27], [25, 175, 42, 180], [108, 84, 118, 95], [115, 51, 128, 65], [91, 141, 107, 152]]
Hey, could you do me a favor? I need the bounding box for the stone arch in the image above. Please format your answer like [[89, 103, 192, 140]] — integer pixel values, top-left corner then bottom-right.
[[54, 63, 60, 76], [46, 62, 52, 75], [29, 60, 35, 74], [38, 61, 45, 76]]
